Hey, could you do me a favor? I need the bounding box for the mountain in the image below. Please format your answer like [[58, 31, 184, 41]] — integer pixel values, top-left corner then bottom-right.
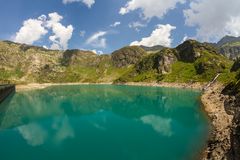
[[0, 40, 235, 84], [111, 46, 146, 67], [0, 41, 135, 84], [216, 36, 240, 59], [115, 40, 233, 83], [217, 35, 240, 47]]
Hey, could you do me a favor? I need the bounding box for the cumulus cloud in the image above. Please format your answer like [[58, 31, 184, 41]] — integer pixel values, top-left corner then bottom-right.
[[86, 31, 107, 48], [47, 12, 74, 50], [18, 123, 48, 146], [181, 34, 189, 43], [14, 12, 73, 50], [141, 115, 173, 137], [110, 21, 121, 27], [184, 0, 240, 41], [129, 21, 147, 32], [120, 0, 185, 19], [62, 0, 95, 8], [91, 49, 103, 55], [130, 24, 176, 47], [14, 17, 48, 44]]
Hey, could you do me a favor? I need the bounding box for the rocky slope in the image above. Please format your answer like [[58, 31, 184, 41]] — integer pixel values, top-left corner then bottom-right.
[[1, 40, 233, 85], [222, 69, 240, 159], [0, 41, 134, 84], [0, 40, 236, 84], [201, 61, 240, 160], [115, 40, 233, 83], [201, 83, 233, 160], [111, 46, 146, 67]]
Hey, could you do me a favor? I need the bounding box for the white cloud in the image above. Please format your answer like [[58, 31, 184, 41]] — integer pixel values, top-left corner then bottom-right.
[[181, 34, 189, 43], [130, 24, 176, 47], [18, 123, 48, 146], [110, 21, 121, 27], [91, 49, 103, 55], [14, 17, 48, 44], [86, 31, 107, 48], [14, 12, 73, 50], [184, 0, 240, 41], [62, 0, 95, 8], [141, 115, 173, 137], [46, 12, 74, 50], [120, 0, 185, 19], [43, 45, 48, 49], [129, 21, 147, 32]]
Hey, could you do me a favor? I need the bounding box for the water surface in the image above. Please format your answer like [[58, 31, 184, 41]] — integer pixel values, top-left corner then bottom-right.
[[0, 85, 209, 160]]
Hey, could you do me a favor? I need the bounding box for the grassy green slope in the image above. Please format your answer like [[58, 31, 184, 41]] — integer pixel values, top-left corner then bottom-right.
[[0, 40, 235, 84], [116, 40, 234, 84]]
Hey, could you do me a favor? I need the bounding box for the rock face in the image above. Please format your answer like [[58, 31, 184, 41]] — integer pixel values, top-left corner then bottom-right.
[[231, 58, 240, 72], [136, 48, 177, 74], [111, 46, 146, 68], [61, 49, 100, 67], [176, 40, 217, 62], [219, 46, 240, 59]]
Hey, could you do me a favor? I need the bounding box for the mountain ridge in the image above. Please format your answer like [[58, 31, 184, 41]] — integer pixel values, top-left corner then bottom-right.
[[0, 39, 236, 85]]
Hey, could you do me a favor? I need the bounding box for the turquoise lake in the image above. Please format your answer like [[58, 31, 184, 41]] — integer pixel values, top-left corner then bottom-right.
[[0, 85, 209, 160]]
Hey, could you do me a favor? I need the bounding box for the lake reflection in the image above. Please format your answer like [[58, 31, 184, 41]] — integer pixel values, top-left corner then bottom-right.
[[0, 85, 209, 160]]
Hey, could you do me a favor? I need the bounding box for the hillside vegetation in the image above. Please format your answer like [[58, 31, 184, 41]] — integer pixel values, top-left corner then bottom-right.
[[115, 40, 234, 83], [0, 40, 236, 84]]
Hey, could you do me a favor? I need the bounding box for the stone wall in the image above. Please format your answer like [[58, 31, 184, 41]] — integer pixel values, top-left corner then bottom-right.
[[0, 85, 15, 103]]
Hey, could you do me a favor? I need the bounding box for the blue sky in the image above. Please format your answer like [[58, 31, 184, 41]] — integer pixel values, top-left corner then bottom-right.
[[0, 0, 240, 53]]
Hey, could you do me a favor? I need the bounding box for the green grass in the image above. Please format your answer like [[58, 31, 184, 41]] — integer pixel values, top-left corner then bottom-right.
[[163, 62, 197, 83], [222, 41, 240, 47]]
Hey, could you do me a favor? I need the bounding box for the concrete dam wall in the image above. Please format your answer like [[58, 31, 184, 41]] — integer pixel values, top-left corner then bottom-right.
[[0, 85, 15, 104]]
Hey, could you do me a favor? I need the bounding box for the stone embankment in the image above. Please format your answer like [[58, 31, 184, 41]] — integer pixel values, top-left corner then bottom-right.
[[0, 84, 15, 103]]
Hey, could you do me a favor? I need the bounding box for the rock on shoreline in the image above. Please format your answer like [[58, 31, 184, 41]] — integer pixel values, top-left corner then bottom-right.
[[201, 83, 237, 160]]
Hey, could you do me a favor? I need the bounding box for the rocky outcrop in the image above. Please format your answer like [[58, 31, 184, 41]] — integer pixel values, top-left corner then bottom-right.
[[231, 58, 240, 72], [176, 40, 218, 62], [61, 49, 98, 67], [219, 46, 240, 59], [111, 46, 146, 67], [136, 48, 177, 74]]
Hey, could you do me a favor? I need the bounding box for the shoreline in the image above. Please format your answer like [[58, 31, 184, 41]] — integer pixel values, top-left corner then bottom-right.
[[16, 81, 206, 92], [15, 81, 231, 159], [201, 83, 233, 159]]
